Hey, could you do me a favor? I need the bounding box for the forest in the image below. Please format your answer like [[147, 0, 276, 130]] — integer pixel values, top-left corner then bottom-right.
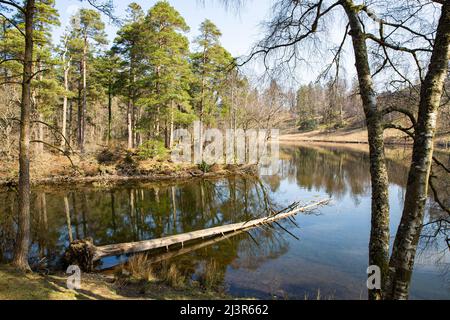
[[0, 1, 251, 156], [0, 0, 449, 303]]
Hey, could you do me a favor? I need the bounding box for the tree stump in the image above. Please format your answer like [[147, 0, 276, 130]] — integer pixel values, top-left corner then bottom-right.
[[63, 238, 96, 272]]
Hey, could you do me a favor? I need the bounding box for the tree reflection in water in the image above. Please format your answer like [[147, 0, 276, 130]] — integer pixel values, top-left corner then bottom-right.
[[0, 144, 448, 298]]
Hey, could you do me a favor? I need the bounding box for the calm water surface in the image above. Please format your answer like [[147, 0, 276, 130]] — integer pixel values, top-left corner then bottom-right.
[[0, 144, 449, 299]]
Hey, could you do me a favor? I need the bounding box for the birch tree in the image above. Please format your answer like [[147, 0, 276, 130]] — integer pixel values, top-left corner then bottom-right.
[[224, 0, 450, 299]]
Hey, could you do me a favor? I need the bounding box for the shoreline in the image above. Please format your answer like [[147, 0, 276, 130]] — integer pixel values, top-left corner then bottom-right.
[[279, 137, 409, 145], [1, 129, 448, 190], [279, 127, 450, 148], [0, 164, 258, 190], [278, 138, 450, 154]]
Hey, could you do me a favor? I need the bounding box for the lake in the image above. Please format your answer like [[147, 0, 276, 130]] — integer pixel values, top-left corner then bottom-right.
[[0, 144, 449, 299]]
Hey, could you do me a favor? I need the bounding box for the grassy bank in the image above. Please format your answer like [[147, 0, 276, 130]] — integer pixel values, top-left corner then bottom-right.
[[0, 264, 232, 300], [280, 127, 450, 147]]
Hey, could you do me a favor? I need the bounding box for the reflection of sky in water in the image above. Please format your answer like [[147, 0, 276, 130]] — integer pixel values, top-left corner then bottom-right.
[[225, 180, 449, 299], [222, 148, 450, 300]]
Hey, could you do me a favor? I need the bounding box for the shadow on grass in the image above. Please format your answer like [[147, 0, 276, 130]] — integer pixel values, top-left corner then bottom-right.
[[0, 265, 118, 300]]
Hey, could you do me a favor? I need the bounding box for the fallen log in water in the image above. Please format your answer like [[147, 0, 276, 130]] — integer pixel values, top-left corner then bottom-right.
[[64, 199, 330, 272], [114, 229, 248, 270]]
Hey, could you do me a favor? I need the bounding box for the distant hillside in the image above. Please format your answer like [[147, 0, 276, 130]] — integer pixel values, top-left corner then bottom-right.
[[280, 127, 450, 148]]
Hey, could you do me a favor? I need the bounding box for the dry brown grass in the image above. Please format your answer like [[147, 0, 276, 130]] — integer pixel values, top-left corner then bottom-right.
[[198, 260, 224, 291], [280, 128, 411, 144], [0, 150, 195, 183], [126, 254, 156, 282], [119, 255, 186, 289], [139, 159, 192, 174], [280, 127, 450, 147], [160, 263, 186, 289], [32, 154, 74, 177]]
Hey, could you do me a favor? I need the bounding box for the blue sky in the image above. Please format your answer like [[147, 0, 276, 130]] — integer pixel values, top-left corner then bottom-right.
[[53, 0, 272, 57], [51, 0, 354, 86]]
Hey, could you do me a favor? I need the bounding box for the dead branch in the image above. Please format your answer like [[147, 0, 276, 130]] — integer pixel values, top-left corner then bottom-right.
[[30, 140, 80, 173]]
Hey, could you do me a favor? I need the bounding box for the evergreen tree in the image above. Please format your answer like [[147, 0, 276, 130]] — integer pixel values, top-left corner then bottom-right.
[[69, 8, 107, 152], [191, 19, 233, 127], [140, 1, 193, 148], [91, 50, 120, 145], [32, 0, 61, 153], [112, 2, 145, 149]]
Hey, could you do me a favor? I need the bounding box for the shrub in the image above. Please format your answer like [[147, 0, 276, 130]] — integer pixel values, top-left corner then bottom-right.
[[333, 121, 346, 129], [97, 148, 121, 164], [198, 161, 212, 173], [298, 119, 317, 132], [116, 151, 140, 175], [137, 140, 168, 160]]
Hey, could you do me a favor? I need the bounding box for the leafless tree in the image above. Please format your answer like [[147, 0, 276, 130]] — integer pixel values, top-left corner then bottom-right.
[[224, 0, 450, 299]]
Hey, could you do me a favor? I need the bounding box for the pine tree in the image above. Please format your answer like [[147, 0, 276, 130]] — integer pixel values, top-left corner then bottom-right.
[[191, 19, 233, 127], [140, 1, 193, 148], [0, 0, 115, 272], [0, 0, 58, 271], [32, 0, 61, 154], [91, 50, 120, 145], [112, 2, 145, 149], [69, 8, 107, 153]]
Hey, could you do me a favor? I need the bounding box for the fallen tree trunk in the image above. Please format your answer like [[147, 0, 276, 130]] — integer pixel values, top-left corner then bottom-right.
[[64, 199, 330, 271], [113, 229, 248, 270]]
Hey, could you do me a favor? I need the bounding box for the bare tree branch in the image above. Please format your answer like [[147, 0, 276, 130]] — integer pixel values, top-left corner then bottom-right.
[[237, 0, 342, 68], [0, 58, 23, 65], [31, 120, 77, 155], [0, 0, 25, 13], [433, 156, 450, 174], [429, 175, 450, 216], [383, 123, 415, 138], [30, 140, 79, 172], [382, 106, 417, 127], [365, 33, 432, 53]]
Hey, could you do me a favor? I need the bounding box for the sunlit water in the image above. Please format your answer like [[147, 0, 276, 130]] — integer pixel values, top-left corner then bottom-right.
[[0, 144, 449, 299]]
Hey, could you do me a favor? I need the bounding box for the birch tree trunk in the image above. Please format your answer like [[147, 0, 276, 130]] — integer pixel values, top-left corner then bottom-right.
[[127, 99, 133, 149], [107, 84, 112, 145], [155, 106, 160, 137], [77, 73, 82, 149], [169, 100, 175, 149], [62, 88, 68, 148], [61, 41, 70, 149], [385, 2, 450, 300], [80, 36, 88, 153], [342, 0, 390, 300], [68, 100, 73, 146]]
